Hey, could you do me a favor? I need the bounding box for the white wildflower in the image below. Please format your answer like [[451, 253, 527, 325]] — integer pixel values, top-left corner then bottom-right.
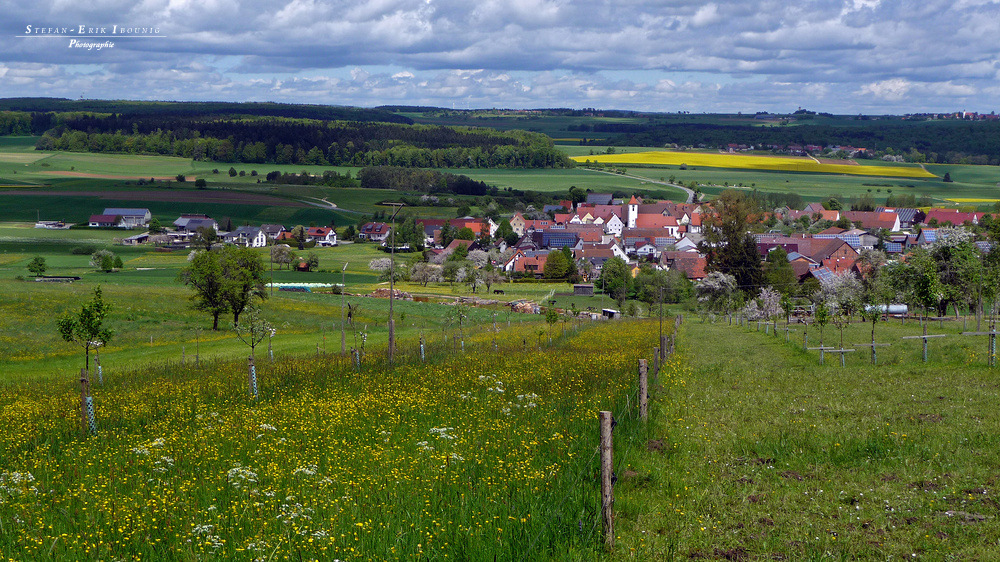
[[227, 464, 258, 489]]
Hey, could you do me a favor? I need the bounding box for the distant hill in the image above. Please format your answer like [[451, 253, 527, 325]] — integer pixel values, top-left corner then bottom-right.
[[0, 98, 412, 124]]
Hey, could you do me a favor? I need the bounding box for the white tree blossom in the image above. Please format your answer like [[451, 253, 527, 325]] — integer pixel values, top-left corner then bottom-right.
[[368, 257, 393, 272], [931, 226, 974, 249], [468, 250, 489, 268], [757, 286, 782, 319], [817, 271, 863, 314], [694, 271, 736, 308]]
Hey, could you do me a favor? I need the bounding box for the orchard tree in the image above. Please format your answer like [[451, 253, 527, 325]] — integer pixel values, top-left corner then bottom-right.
[[599, 257, 631, 308], [192, 226, 218, 251], [455, 226, 476, 241], [179, 245, 267, 330], [699, 190, 764, 294], [221, 245, 268, 325], [90, 249, 118, 272], [543, 248, 572, 280], [694, 271, 737, 313], [27, 255, 46, 277], [305, 252, 320, 272], [233, 304, 274, 359], [179, 249, 229, 330], [763, 247, 797, 295], [270, 244, 293, 270], [494, 219, 519, 246], [290, 225, 307, 250], [57, 286, 112, 371]]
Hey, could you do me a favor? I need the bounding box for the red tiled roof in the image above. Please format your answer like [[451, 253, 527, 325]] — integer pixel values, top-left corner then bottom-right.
[[634, 214, 679, 229], [671, 255, 707, 280]]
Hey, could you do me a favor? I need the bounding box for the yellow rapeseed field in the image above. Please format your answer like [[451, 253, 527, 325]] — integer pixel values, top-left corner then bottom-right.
[[571, 151, 937, 179]]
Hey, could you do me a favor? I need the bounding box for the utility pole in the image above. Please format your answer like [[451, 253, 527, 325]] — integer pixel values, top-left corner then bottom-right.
[[387, 202, 405, 365]]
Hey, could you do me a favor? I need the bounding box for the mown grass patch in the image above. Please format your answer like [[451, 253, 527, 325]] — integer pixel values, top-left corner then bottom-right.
[[611, 315, 1000, 560]]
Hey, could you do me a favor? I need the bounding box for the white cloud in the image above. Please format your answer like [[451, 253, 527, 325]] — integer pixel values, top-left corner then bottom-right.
[[858, 78, 911, 101], [690, 3, 720, 27]]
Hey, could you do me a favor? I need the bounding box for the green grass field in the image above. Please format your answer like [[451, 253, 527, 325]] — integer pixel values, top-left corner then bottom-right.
[[613, 314, 1000, 559], [8, 140, 1000, 219], [0, 224, 629, 383], [0, 315, 658, 560]]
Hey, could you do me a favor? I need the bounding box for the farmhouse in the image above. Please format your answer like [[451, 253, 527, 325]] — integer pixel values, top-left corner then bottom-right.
[[174, 215, 219, 233], [88, 214, 123, 228], [222, 226, 267, 248], [260, 224, 286, 240], [102, 208, 151, 229], [360, 222, 391, 242], [306, 227, 337, 246]]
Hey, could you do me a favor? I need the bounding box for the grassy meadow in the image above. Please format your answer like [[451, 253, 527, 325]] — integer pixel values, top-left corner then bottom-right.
[[0, 315, 663, 560], [0, 222, 633, 384], [613, 313, 1000, 560]]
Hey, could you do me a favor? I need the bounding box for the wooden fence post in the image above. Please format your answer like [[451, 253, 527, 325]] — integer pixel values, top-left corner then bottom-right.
[[599, 411, 614, 548], [639, 360, 648, 421]]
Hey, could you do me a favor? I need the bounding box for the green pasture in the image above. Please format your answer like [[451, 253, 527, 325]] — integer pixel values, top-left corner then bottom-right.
[[0, 317, 652, 560], [0, 151, 197, 185], [0, 227, 621, 383], [0, 184, 349, 226], [0, 136, 40, 151], [613, 313, 1000, 559], [0, 273, 542, 385]]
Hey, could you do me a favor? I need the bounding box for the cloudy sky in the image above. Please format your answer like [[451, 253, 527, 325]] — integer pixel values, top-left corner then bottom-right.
[[2, 0, 998, 113]]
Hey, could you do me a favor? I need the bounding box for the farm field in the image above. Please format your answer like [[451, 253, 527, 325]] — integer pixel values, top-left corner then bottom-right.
[[613, 314, 1000, 559], [10, 141, 1000, 218], [614, 161, 1000, 207], [571, 150, 937, 179]]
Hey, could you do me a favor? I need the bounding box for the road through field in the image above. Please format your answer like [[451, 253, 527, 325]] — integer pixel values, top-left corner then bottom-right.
[[582, 168, 696, 203]]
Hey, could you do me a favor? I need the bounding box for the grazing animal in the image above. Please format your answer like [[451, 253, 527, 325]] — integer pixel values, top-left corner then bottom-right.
[[493, 289, 505, 295]]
